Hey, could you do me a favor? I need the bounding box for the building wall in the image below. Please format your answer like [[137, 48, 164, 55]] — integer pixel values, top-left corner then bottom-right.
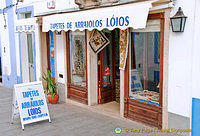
[[191, 0, 200, 100], [0, 13, 11, 78], [168, 0, 197, 118], [190, 1, 200, 133], [1, 0, 199, 127], [0, 0, 18, 87], [34, 0, 78, 16], [0, 0, 42, 87], [55, 32, 67, 102]]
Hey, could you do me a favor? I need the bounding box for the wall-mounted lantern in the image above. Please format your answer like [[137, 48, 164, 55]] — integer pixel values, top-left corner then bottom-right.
[[170, 7, 187, 32]]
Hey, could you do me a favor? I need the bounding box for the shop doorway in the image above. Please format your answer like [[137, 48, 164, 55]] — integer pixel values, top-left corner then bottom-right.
[[97, 29, 120, 105], [20, 32, 35, 83]]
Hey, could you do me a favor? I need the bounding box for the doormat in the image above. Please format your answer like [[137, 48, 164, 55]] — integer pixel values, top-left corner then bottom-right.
[[89, 29, 110, 54]]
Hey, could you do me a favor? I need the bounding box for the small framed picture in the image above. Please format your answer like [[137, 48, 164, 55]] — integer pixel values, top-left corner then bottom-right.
[[89, 29, 110, 54]]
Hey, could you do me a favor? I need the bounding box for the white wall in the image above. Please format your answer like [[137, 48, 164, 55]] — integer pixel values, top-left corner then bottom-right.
[[191, 0, 200, 99], [0, 13, 11, 76], [13, 6, 21, 77], [87, 31, 98, 106], [168, 0, 196, 117], [35, 25, 41, 81], [0, 0, 6, 9], [55, 32, 66, 84], [34, 0, 78, 16], [13, 0, 41, 8], [0, 1, 12, 77]]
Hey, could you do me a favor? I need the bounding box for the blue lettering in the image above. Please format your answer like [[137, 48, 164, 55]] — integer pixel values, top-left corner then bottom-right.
[[66, 22, 72, 29], [110, 16, 115, 27], [89, 21, 92, 28], [125, 16, 129, 26], [119, 17, 125, 26], [116, 17, 119, 26], [99, 20, 102, 27], [106, 18, 110, 27]]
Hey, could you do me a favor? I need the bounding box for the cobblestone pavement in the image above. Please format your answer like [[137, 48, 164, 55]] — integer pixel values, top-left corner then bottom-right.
[[0, 86, 187, 136]]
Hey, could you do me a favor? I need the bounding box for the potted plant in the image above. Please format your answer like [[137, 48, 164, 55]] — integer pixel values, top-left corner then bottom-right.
[[43, 69, 59, 104]]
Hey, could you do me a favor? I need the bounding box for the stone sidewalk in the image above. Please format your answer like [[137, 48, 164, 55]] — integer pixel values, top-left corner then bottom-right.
[[0, 86, 187, 136]]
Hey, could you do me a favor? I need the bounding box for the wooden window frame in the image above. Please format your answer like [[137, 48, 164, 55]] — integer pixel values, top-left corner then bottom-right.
[[46, 32, 51, 70], [124, 13, 165, 128]]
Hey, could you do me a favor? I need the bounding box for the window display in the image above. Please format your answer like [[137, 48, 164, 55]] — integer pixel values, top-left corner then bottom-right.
[[70, 31, 87, 87], [129, 20, 161, 105]]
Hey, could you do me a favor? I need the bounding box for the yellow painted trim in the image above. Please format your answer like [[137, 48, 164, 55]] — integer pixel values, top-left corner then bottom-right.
[[153, 0, 171, 4], [149, 8, 170, 14]]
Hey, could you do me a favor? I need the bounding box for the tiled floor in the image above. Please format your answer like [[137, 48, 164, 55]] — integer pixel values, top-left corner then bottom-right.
[[92, 101, 120, 116]]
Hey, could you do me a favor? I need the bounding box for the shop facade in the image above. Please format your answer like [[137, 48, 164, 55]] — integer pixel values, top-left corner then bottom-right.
[[38, 0, 169, 129], [2, 0, 200, 132], [15, 11, 41, 84]]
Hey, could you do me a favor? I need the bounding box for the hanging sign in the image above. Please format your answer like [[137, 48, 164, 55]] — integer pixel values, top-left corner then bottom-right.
[[12, 81, 51, 130], [49, 31, 55, 77], [89, 29, 110, 53], [104, 67, 110, 76], [119, 29, 129, 70]]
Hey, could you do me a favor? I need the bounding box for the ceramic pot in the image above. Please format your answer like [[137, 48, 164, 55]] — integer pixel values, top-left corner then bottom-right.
[[47, 93, 59, 104]]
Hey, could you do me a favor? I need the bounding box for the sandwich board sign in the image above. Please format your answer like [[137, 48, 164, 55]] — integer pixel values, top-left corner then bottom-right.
[[11, 81, 51, 130]]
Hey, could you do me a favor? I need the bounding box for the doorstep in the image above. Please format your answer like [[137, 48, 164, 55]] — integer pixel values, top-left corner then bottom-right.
[[65, 99, 153, 129], [66, 99, 127, 121]]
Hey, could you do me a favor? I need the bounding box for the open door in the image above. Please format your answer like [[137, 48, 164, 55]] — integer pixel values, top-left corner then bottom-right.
[[27, 34, 35, 82], [20, 32, 35, 83], [97, 29, 119, 104]]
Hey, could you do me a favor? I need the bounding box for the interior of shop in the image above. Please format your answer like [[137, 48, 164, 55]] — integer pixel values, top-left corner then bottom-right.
[[129, 19, 161, 106], [94, 28, 120, 116]]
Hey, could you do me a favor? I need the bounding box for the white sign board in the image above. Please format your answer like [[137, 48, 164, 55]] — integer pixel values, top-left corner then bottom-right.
[[129, 69, 143, 96], [12, 81, 51, 130], [15, 18, 37, 33]]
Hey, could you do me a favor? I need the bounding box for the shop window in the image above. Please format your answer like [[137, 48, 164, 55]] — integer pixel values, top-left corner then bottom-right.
[[69, 31, 87, 87], [129, 20, 160, 105]]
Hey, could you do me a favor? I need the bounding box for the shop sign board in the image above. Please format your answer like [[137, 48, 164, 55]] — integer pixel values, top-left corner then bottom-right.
[[129, 69, 143, 95], [42, 1, 153, 32], [15, 25, 35, 32], [15, 18, 37, 33], [12, 81, 51, 130]]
